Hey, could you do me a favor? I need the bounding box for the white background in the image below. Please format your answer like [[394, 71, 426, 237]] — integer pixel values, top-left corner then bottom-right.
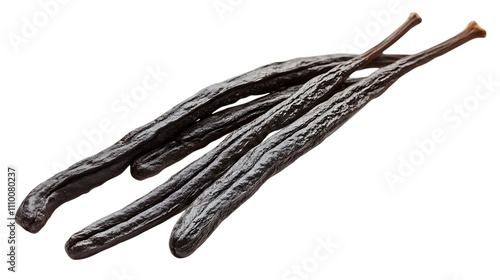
[[1, 1, 499, 279]]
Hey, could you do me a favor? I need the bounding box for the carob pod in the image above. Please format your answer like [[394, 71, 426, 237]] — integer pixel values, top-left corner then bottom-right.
[[65, 13, 421, 259], [170, 21, 487, 258], [16, 52, 404, 234], [131, 79, 362, 180]]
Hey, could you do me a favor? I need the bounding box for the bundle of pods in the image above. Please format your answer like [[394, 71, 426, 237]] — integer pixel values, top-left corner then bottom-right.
[[16, 13, 486, 259]]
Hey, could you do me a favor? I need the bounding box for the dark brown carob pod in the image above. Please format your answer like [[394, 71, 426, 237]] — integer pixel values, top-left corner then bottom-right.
[[169, 21, 487, 258], [15, 53, 404, 234], [65, 13, 421, 259]]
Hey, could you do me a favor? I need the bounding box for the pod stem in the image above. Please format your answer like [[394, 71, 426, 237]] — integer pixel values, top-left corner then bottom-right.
[[368, 21, 486, 98], [357, 12, 422, 64]]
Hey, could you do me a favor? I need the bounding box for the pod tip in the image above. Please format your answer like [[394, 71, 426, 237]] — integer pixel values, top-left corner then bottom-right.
[[408, 12, 422, 24], [466, 21, 487, 38], [15, 206, 45, 233]]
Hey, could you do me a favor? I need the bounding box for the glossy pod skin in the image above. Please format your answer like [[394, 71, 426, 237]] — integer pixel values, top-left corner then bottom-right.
[[131, 79, 362, 180], [65, 14, 421, 259], [169, 22, 487, 258], [129, 85, 305, 180], [16, 53, 405, 234]]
